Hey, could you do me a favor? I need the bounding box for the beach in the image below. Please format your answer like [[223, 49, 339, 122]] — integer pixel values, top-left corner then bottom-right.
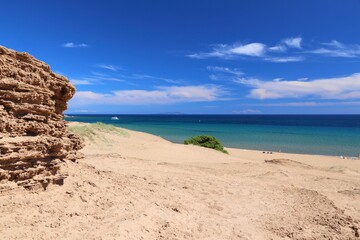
[[65, 114, 360, 157], [2, 1, 360, 239], [1, 122, 359, 239]]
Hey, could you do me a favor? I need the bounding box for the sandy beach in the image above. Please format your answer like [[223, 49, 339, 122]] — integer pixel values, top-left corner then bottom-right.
[[1, 122, 359, 239], [2, 1, 360, 239]]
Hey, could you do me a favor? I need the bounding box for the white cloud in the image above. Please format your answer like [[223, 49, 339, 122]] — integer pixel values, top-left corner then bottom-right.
[[235, 73, 360, 99], [268, 44, 287, 52], [187, 51, 227, 59], [321, 40, 344, 48], [62, 42, 88, 48], [229, 43, 266, 56], [132, 74, 183, 84], [269, 37, 303, 51], [69, 72, 124, 85], [187, 38, 360, 62], [311, 48, 352, 57], [187, 42, 266, 59], [207, 66, 243, 76], [310, 47, 360, 58], [70, 79, 93, 85], [97, 65, 120, 71], [187, 38, 301, 61], [207, 66, 244, 82], [265, 56, 304, 62], [71, 70, 184, 86], [70, 85, 226, 105], [283, 37, 302, 49], [310, 40, 360, 58], [209, 74, 219, 80]]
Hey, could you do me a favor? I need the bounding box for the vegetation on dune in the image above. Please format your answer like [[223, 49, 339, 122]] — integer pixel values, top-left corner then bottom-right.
[[184, 135, 228, 154], [68, 122, 129, 142]]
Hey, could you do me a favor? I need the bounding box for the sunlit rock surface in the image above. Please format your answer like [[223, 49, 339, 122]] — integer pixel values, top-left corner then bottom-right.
[[0, 45, 83, 189]]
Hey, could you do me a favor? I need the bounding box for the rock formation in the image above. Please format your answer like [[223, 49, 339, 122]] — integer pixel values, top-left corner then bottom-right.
[[0, 45, 83, 189]]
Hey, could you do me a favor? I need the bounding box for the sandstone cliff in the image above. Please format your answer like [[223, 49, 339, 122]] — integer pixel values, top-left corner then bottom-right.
[[0, 45, 83, 190]]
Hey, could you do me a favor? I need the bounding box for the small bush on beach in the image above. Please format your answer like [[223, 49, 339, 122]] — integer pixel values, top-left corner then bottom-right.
[[184, 135, 228, 154]]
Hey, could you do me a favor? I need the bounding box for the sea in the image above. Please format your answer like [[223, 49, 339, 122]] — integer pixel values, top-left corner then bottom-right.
[[65, 114, 360, 157]]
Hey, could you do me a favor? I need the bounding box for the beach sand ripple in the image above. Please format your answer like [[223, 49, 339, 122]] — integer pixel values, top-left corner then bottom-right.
[[1, 122, 359, 239]]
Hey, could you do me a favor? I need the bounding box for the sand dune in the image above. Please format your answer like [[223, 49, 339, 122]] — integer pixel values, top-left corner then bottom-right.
[[1, 122, 359, 239]]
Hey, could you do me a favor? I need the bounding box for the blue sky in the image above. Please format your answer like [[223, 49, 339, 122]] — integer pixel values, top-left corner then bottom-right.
[[1, 0, 360, 114]]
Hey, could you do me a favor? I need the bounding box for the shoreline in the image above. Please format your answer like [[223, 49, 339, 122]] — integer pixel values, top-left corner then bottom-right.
[[226, 147, 360, 160], [68, 121, 360, 175], [2, 121, 360, 239], [64, 114, 360, 158], [67, 120, 360, 161]]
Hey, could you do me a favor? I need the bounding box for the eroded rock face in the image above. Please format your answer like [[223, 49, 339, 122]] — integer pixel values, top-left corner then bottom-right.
[[0, 46, 83, 189]]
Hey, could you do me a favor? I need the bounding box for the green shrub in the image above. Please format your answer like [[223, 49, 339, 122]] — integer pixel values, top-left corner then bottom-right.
[[184, 135, 228, 154]]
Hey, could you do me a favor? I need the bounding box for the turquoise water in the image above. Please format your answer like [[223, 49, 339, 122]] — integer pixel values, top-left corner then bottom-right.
[[66, 115, 360, 157]]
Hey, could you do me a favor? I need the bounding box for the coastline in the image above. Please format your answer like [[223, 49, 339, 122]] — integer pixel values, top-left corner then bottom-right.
[[68, 120, 360, 161], [65, 114, 360, 158], [68, 121, 360, 170], [1, 121, 360, 239], [226, 147, 360, 160]]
